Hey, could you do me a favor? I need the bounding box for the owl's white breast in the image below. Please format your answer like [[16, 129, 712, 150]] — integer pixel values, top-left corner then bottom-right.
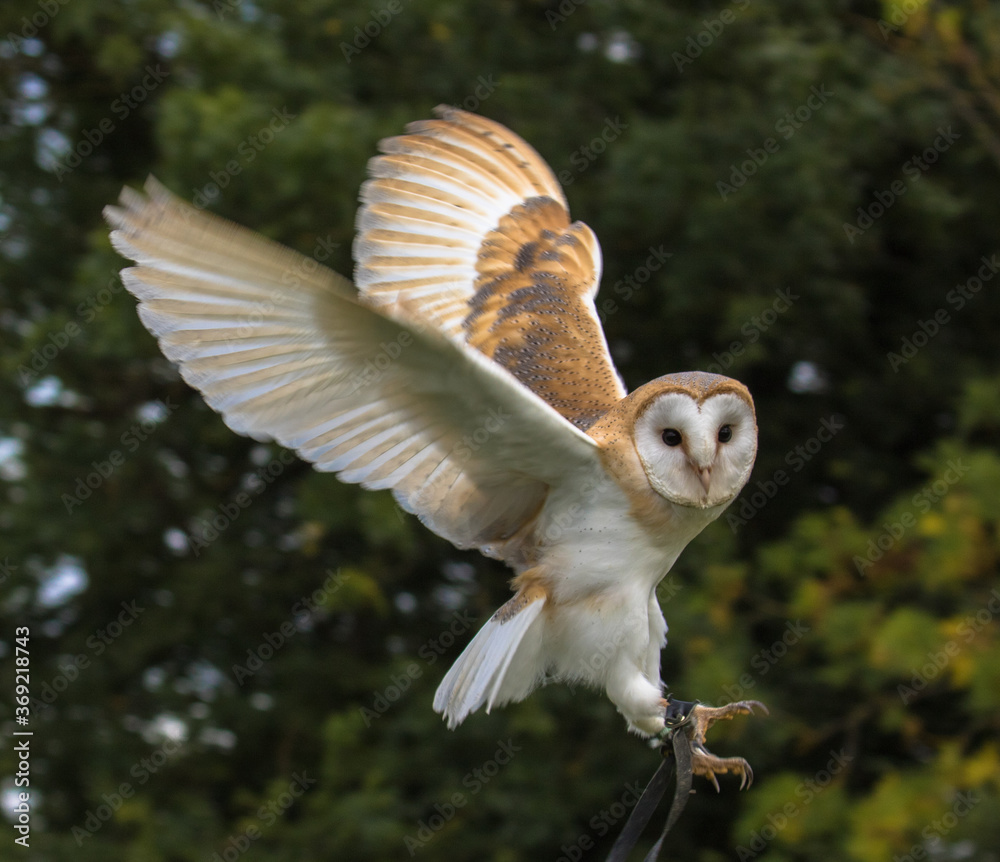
[[534, 469, 719, 603], [514, 466, 726, 697]]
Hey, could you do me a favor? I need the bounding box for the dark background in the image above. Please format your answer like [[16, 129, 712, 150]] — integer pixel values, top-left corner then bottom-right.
[[1, 0, 999, 859]]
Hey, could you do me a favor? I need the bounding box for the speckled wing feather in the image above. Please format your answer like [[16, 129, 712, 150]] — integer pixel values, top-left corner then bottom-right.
[[104, 178, 602, 560], [356, 106, 626, 430]]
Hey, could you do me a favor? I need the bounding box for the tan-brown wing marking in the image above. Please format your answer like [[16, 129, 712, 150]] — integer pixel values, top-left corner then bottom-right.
[[355, 106, 627, 430], [356, 106, 567, 338], [466, 197, 624, 430]]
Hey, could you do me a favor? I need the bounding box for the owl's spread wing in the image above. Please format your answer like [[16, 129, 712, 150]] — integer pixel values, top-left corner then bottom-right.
[[356, 106, 626, 430], [105, 179, 602, 558]]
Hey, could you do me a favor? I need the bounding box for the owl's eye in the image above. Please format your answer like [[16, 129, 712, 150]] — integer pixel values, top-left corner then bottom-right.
[[718, 424, 733, 443], [662, 428, 682, 447]]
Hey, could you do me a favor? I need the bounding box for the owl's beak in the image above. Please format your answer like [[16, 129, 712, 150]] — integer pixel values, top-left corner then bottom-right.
[[697, 466, 712, 495]]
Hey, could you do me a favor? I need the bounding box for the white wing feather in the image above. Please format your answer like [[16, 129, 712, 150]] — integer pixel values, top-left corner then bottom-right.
[[433, 597, 547, 728], [104, 178, 601, 556]]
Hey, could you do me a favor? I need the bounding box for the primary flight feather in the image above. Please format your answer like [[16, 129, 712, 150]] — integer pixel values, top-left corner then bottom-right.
[[106, 105, 766, 787]]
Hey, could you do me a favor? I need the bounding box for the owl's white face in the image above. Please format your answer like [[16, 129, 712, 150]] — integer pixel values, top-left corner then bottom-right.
[[634, 391, 757, 509]]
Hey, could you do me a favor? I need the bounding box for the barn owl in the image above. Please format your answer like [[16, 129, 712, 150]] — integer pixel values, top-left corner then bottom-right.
[[105, 106, 765, 787]]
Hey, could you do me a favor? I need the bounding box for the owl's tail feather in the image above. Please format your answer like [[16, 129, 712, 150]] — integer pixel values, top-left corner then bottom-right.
[[433, 590, 546, 728]]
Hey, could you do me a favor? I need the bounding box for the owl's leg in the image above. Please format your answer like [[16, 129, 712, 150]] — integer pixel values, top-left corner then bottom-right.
[[605, 662, 671, 737], [658, 698, 768, 790]]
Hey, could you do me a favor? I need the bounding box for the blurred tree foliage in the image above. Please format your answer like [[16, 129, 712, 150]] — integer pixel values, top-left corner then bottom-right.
[[1, 0, 999, 860]]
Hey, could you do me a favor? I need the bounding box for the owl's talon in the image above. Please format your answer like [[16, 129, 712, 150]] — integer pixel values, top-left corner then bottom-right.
[[702, 766, 721, 793], [691, 748, 754, 790], [660, 698, 766, 790]]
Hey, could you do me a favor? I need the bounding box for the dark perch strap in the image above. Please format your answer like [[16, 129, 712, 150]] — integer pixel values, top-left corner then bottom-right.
[[605, 698, 698, 862]]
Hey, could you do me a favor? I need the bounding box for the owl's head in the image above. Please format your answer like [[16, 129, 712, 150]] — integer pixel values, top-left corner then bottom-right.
[[631, 373, 757, 509]]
